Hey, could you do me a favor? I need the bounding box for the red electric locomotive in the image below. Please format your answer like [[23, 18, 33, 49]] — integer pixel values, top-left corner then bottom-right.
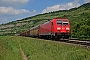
[[39, 18, 70, 39], [21, 18, 70, 40]]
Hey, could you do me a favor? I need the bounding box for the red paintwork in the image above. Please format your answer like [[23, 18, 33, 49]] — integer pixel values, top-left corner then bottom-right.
[[39, 21, 52, 35], [39, 18, 70, 36]]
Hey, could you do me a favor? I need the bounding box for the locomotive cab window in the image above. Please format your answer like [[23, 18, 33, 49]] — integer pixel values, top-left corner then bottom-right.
[[63, 22, 68, 25], [57, 21, 62, 25], [62, 20, 68, 25], [57, 20, 69, 25]]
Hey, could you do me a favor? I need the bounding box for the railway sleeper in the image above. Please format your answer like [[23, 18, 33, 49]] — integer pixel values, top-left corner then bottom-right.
[[78, 41, 90, 45], [87, 43, 90, 46], [68, 40, 79, 44]]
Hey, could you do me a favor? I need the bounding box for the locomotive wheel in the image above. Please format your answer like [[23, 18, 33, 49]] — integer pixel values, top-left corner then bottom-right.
[[51, 36, 55, 40], [65, 36, 69, 39], [55, 36, 59, 41]]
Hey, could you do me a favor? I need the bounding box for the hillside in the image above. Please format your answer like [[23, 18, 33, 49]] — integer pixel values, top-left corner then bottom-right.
[[0, 3, 90, 39]]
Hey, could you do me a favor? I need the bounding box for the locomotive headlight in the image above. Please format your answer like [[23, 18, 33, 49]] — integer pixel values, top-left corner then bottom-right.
[[66, 28, 69, 30], [57, 28, 61, 30]]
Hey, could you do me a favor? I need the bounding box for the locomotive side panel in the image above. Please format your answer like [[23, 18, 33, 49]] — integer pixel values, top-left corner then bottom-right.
[[39, 21, 52, 36]]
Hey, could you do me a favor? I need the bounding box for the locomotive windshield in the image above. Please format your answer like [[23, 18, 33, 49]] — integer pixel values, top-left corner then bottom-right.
[[63, 22, 68, 25], [57, 21, 62, 25], [57, 20, 68, 25]]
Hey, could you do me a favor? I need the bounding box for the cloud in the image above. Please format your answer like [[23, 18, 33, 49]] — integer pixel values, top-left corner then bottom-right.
[[0, 19, 8, 24], [0, 0, 29, 7], [0, 6, 31, 24], [0, 7, 30, 15], [0, 0, 38, 24], [2, 0, 29, 3], [83, 0, 90, 3], [42, 0, 80, 13], [0, 9, 37, 24], [33, 10, 37, 13]]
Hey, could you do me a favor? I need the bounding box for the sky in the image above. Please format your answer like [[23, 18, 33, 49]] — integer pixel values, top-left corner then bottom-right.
[[0, 0, 90, 24]]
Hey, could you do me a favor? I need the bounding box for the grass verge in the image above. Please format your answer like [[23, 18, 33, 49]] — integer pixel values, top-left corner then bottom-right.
[[0, 36, 22, 60], [18, 37, 90, 60], [0, 36, 90, 60]]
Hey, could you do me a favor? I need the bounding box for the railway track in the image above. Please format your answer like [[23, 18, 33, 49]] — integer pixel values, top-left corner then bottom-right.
[[59, 39, 90, 48], [36, 37, 90, 47]]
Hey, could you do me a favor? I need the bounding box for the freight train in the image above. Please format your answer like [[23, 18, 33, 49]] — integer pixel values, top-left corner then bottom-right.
[[20, 18, 70, 40]]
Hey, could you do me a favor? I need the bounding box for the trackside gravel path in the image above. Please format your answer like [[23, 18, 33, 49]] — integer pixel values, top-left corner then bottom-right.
[[17, 40, 28, 60]]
